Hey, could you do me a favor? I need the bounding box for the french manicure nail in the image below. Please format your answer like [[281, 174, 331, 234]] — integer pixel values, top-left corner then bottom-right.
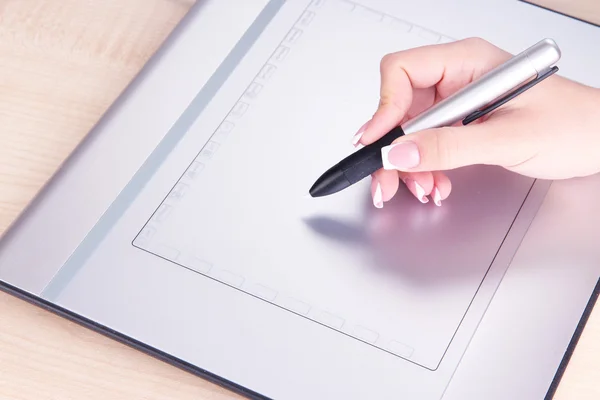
[[381, 141, 420, 170], [352, 120, 370, 146], [373, 182, 383, 208], [432, 187, 442, 206], [404, 179, 429, 204]]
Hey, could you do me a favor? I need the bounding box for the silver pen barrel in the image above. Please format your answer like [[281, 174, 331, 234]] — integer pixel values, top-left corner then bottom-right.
[[402, 38, 561, 135]]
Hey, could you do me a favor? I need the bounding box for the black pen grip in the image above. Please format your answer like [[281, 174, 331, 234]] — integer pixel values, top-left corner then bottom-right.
[[340, 125, 405, 184]]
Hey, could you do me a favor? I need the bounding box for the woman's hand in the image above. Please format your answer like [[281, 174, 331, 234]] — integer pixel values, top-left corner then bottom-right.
[[353, 37, 600, 208]]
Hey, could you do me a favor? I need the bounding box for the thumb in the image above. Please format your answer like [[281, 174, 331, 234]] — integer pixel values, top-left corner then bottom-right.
[[381, 119, 512, 172]]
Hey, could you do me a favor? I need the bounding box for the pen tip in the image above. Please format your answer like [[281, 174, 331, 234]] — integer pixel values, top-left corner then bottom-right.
[[303, 192, 313, 199]]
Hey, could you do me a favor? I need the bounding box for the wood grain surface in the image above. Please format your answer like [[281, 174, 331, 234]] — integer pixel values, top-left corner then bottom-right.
[[527, 0, 600, 25], [0, 0, 599, 399]]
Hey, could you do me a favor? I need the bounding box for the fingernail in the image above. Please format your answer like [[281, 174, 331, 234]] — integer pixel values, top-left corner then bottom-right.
[[404, 178, 428, 203], [352, 120, 370, 147], [373, 181, 383, 208], [381, 141, 420, 170], [432, 187, 442, 206]]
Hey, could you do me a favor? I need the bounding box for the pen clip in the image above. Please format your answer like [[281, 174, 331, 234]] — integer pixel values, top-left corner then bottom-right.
[[462, 65, 559, 125]]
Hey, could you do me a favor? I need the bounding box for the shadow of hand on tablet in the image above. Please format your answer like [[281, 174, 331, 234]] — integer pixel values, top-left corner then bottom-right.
[[303, 189, 472, 287], [303, 166, 531, 288]]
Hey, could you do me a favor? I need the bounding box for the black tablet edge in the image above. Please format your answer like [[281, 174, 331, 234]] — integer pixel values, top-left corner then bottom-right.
[[545, 276, 600, 399], [3, 275, 599, 400], [0, 280, 269, 400]]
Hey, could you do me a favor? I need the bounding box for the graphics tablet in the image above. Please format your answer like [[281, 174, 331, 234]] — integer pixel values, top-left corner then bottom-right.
[[1, 0, 600, 399]]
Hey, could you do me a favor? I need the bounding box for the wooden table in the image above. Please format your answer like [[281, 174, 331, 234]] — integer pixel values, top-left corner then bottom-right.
[[0, 0, 599, 398]]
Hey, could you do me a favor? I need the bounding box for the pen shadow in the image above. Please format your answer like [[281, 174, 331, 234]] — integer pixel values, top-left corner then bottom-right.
[[302, 165, 533, 287]]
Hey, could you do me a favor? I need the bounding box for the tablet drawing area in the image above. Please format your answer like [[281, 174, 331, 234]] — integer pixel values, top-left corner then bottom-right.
[[126, 0, 538, 372]]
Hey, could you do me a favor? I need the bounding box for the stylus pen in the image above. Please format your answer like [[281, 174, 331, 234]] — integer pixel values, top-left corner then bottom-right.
[[308, 38, 561, 198]]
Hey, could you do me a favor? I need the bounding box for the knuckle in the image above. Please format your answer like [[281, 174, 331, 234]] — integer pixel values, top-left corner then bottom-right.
[[379, 93, 401, 112], [431, 128, 459, 168], [380, 52, 397, 71], [460, 37, 505, 60], [379, 53, 407, 108], [461, 37, 488, 49], [379, 91, 395, 107]]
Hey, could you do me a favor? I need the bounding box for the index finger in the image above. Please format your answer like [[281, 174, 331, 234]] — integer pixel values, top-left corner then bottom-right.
[[358, 37, 511, 145]]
